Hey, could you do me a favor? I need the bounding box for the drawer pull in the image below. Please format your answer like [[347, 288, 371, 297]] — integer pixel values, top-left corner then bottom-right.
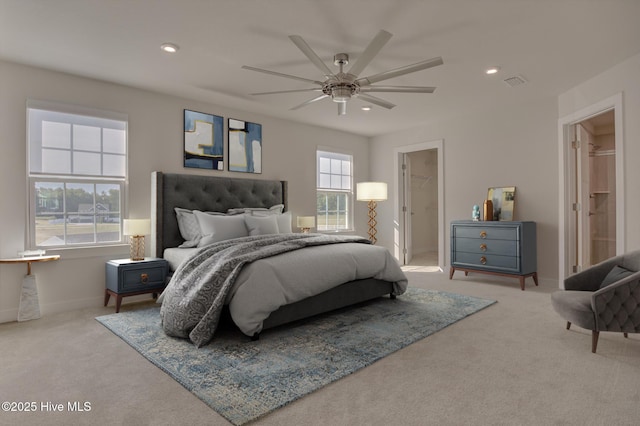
[[480, 231, 487, 239], [480, 244, 487, 252], [480, 256, 487, 265], [140, 273, 149, 284]]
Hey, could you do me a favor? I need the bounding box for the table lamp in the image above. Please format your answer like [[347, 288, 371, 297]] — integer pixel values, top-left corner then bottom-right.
[[296, 216, 315, 233], [123, 219, 151, 261], [356, 182, 387, 244]]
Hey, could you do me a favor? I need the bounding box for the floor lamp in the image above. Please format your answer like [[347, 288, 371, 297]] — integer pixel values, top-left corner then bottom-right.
[[357, 182, 388, 245]]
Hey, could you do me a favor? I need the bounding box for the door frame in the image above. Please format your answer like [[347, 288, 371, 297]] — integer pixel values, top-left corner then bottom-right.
[[558, 93, 624, 283], [393, 139, 444, 270]]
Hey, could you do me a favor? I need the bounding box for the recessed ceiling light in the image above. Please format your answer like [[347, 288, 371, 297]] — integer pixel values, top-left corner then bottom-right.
[[485, 66, 500, 75], [161, 43, 179, 53], [361, 106, 372, 111]]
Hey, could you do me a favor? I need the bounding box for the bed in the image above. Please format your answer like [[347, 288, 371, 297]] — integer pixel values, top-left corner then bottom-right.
[[151, 171, 408, 346]]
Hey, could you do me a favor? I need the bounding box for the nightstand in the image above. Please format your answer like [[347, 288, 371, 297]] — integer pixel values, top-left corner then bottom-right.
[[105, 258, 168, 312]]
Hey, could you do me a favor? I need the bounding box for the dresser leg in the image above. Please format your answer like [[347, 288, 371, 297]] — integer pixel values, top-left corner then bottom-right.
[[449, 267, 455, 279], [104, 290, 110, 307], [115, 296, 123, 313], [519, 276, 525, 291], [533, 272, 539, 286]]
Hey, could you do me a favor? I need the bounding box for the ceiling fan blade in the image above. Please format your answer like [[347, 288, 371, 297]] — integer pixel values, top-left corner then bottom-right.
[[241, 65, 324, 85], [356, 57, 444, 86], [347, 30, 393, 77], [250, 88, 323, 96], [359, 85, 436, 93], [289, 35, 335, 78], [356, 93, 396, 109], [290, 94, 329, 110]]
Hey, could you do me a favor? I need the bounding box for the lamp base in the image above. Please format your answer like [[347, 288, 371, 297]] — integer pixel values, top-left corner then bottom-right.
[[367, 200, 378, 245], [129, 235, 145, 261]]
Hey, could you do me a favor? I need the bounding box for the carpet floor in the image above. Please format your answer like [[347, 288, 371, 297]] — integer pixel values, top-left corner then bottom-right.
[[95, 287, 495, 425]]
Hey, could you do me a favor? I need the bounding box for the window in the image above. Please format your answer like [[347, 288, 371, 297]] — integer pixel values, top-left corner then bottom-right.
[[27, 101, 127, 248], [316, 150, 353, 231]]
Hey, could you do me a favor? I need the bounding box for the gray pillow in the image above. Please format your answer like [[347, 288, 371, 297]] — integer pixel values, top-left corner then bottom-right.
[[600, 265, 634, 289], [174, 207, 227, 248]]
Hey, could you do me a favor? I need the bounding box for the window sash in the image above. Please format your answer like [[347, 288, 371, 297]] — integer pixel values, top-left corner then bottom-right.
[[29, 177, 125, 248], [316, 150, 353, 231], [27, 101, 128, 249]]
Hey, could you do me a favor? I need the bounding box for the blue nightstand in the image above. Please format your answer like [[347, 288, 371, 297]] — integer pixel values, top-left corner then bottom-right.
[[105, 258, 168, 312]]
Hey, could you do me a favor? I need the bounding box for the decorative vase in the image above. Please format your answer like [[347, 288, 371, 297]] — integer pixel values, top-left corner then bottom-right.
[[483, 199, 494, 221]]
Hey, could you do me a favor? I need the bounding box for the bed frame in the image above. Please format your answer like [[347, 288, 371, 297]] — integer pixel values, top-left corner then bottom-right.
[[151, 171, 394, 337]]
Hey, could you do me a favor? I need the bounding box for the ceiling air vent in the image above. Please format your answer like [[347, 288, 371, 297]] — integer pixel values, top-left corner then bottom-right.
[[503, 74, 528, 87]]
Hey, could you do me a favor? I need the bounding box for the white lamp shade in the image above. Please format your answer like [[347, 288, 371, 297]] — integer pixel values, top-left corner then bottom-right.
[[123, 219, 151, 236], [296, 216, 316, 228], [357, 182, 388, 201]]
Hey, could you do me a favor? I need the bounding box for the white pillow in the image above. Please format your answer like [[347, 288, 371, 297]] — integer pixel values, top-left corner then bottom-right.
[[227, 204, 285, 216], [193, 211, 248, 247], [277, 211, 293, 233], [244, 215, 279, 236], [254, 211, 293, 233]]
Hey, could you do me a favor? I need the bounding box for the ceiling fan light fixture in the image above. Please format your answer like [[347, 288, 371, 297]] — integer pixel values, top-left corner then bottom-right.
[[331, 86, 352, 103], [161, 43, 179, 53]]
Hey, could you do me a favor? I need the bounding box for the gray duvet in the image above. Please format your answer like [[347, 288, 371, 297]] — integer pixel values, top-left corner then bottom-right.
[[159, 233, 408, 346]]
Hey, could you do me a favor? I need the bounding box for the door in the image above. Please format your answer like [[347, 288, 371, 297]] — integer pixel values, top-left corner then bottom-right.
[[402, 153, 413, 264], [559, 94, 623, 281], [571, 111, 617, 273], [574, 123, 591, 271]]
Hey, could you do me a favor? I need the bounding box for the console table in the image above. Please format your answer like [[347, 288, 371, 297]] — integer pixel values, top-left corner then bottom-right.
[[0, 255, 60, 321], [450, 221, 537, 290]]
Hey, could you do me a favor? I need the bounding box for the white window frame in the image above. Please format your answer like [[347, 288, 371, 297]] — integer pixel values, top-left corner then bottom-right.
[[27, 100, 128, 250], [316, 148, 354, 232]]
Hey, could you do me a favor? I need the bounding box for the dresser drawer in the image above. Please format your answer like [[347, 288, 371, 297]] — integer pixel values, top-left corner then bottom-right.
[[453, 237, 517, 256], [452, 251, 519, 272], [452, 225, 518, 241]]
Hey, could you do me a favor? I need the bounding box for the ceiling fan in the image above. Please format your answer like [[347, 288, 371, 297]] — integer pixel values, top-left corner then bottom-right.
[[242, 30, 443, 115]]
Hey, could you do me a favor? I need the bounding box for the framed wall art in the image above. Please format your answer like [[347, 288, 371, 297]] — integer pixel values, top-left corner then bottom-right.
[[183, 109, 224, 170], [487, 186, 516, 221], [228, 118, 262, 174]]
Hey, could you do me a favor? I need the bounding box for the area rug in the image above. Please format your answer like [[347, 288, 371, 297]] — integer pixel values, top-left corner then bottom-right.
[[96, 287, 495, 425]]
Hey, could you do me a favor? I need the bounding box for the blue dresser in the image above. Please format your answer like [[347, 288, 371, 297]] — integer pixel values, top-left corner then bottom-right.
[[450, 220, 537, 290]]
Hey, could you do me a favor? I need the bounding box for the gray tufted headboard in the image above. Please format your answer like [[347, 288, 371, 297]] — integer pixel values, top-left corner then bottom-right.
[[151, 171, 288, 258]]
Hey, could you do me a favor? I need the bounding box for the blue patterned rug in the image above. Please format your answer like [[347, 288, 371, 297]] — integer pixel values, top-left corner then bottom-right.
[[96, 287, 495, 425]]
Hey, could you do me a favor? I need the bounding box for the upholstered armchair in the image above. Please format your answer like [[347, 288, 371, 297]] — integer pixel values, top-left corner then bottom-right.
[[551, 250, 640, 353]]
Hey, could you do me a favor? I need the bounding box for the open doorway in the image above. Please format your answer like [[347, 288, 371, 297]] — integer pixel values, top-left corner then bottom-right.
[[558, 94, 624, 281], [394, 140, 444, 272]]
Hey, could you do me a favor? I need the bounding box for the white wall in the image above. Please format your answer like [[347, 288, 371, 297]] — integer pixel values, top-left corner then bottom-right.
[[0, 60, 370, 322], [558, 53, 640, 253], [371, 97, 560, 283]]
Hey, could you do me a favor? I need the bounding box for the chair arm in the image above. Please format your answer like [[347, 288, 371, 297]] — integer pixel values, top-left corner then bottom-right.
[[563, 257, 620, 291], [591, 271, 640, 332]]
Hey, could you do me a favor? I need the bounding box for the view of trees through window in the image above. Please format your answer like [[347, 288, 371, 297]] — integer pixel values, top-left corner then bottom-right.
[[34, 182, 121, 246]]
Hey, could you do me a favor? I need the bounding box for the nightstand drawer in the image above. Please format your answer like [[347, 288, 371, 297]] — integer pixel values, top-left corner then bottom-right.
[[120, 266, 165, 291]]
